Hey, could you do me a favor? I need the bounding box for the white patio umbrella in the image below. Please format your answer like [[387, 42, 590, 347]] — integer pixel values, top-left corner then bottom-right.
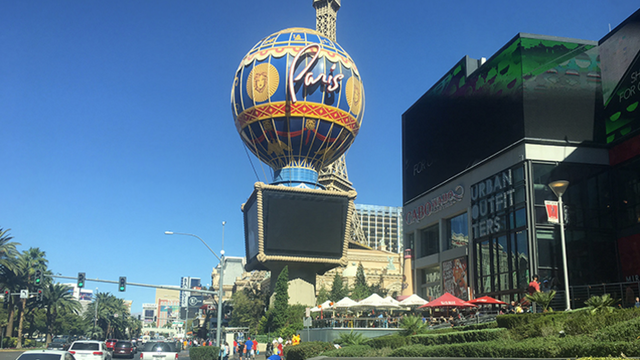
[[352, 293, 400, 310], [399, 294, 428, 307], [332, 296, 359, 309], [310, 300, 334, 312], [384, 296, 401, 305]]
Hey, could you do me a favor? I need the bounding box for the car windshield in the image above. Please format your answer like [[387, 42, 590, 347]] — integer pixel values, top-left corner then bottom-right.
[[142, 342, 175, 352], [115, 342, 131, 348], [71, 343, 99, 351], [19, 354, 62, 360], [52, 339, 66, 343]]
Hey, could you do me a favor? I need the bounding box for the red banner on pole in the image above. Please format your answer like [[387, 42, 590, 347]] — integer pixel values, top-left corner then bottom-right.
[[545, 200, 559, 224]]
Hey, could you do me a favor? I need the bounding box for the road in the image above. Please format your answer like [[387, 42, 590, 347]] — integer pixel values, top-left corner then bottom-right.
[[0, 350, 192, 360]]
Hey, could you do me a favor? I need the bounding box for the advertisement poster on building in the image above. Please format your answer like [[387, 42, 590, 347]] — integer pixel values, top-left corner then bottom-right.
[[443, 257, 469, 300]]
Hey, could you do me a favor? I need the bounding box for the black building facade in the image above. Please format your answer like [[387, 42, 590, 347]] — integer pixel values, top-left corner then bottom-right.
[[402, 8, 640, 306]]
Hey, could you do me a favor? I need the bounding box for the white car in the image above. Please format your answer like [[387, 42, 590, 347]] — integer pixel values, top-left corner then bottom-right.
[[68, 341, 112, 360], [138, 342, 178, 360], [16, 350, 76, 360]]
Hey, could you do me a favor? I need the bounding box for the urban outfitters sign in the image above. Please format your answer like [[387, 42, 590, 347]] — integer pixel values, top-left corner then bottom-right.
[[471, 169, 516, 238]]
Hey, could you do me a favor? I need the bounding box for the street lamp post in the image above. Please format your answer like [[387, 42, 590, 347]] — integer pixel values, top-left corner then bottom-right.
[[549, 180, 571, 310], [165, 225, 226, 348]]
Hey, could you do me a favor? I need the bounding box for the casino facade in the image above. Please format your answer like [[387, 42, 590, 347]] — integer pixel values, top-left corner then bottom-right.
[[402, 8, 640, 307]]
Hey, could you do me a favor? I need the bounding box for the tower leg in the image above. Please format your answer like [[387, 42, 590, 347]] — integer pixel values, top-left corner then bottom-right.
[[269, 264, 319, 307]]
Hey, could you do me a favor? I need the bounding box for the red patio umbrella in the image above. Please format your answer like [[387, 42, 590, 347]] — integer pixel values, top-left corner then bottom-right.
[[418, 292, 477, 309], [468, 296, 507, 305]]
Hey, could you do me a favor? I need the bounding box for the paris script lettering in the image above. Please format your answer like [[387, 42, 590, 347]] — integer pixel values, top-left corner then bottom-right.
[[288, 43, 344, 103]]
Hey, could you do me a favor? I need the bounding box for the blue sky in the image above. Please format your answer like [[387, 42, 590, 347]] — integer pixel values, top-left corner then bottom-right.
[[2, 1, 637, 313]]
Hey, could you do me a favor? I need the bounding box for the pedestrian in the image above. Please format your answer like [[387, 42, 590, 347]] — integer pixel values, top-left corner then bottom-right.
[[244, 338, 253, 360], [528, 274, 541, 312], [636, 297, 640, 308], [233, 340, 237, 357], [223, 342, 230, 360], [237, 341, 245, 360], [252, 339, 257, 359]]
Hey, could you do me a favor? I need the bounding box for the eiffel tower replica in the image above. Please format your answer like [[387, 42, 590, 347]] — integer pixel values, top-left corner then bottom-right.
[[313, 0, 369, 248]]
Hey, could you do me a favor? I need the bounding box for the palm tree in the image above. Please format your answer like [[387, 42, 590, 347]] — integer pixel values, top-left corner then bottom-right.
[[525, 290, 557, 312], [0, 228, 20, 269], [43, 283, 82, 343], [583, 294, 618, 314], [15, 247, 48, 348], [400, 315, 427, 336], [0, 228, 20, 337]]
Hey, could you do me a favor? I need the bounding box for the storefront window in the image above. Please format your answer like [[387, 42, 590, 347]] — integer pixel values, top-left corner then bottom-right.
[[447, 213, 468, 250], [420, 224, 439, 257], [421, 265, 442, 300], [472, 163, 529, 297]]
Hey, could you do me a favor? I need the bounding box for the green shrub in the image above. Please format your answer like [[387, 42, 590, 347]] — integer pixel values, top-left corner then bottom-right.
[[508, 312, 567, 339], [496, 313, 537, 329], [189, 346, 220, 360], [456, 321, 498, 331], [564, 308, 640, 336], [594, 315, 640, 342], [367, 334, 410, 349], [410, 328, 508, 346], [334, 331, 370, 345], [283, 341, 334, 360], [390, 336, 640, 358], [321, 344, 375, 357]]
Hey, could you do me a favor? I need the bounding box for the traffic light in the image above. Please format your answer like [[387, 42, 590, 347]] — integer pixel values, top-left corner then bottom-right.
[[118, 276, 126, 292], [3, 290, 9, 309], [34, 269, 42, 286], [37, 289, 43, 302], [77, 272, 86, 288]]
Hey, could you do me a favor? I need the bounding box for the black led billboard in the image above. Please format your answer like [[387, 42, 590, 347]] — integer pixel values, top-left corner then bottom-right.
[[600, 8, 640, 144], [403, 34, 601, 203], [243, 183, 353, 271]]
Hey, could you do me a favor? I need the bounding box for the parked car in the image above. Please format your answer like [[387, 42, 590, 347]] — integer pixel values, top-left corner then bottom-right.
[[138, 342, 178, 360], [16, 350, 76, 360], [105, 339, 118, 351], [112, 341, 135, 359], [48, 337, 72, 351], [68, 340, 112, 360]]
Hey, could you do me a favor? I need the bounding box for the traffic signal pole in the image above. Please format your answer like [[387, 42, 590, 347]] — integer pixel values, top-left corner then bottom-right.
[[51, 275, 219, 295]]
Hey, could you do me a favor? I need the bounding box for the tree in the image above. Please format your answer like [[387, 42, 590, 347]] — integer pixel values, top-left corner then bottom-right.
[[16, 247, 48, 348], [583, 294, 618, 314], [525, 290, 557, 312], [0, 228, 20, 338], [43, 283, 82, 343], [85, 292, 130, 339], [230, 289, 264, 331], [316, 284, 329, 304], [400, 315, 427, 336], [271, 266, 289, 332], [329, 273, 348, 301], [0, 228, 20, 270], [351, 263, 371, 300], [369, 274, 388, 297]]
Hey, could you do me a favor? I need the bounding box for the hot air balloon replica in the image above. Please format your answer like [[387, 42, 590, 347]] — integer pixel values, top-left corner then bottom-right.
[[235, 28, 365, 304]]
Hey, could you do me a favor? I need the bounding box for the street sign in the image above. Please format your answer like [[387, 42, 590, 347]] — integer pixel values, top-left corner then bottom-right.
[[188, 296, 202, 307], [303, 317, 312, 327], [20, 289, 29, 299]]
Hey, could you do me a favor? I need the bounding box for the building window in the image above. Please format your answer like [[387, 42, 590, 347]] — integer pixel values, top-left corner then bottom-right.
[[420, 224, 439, 257], [421, 265, 441, 300], [447, 213, 469, 250], [406, 232, 415, 251], [472, 163, 528, 298], [617, 158, 640, 229]]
